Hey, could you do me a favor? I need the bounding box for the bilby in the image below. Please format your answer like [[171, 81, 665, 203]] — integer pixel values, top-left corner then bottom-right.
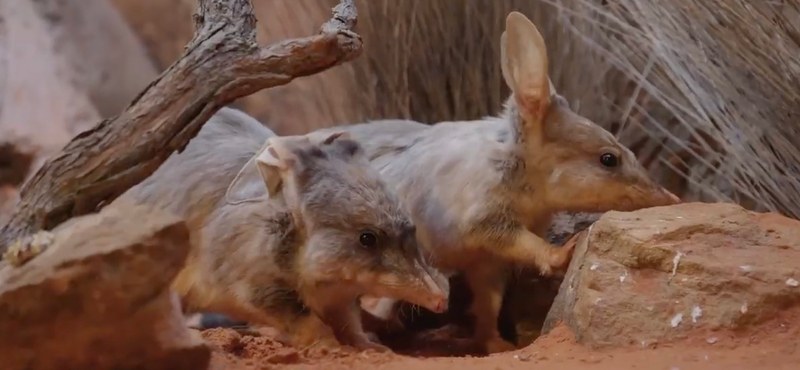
[[111, 107, 448, 352], [307, 12, 681, 353]]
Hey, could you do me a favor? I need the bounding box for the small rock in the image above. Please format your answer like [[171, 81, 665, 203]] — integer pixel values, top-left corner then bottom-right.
[[786, 278, 799, 287], [513, 354, 532, 362], [706, 337, 718, 344]]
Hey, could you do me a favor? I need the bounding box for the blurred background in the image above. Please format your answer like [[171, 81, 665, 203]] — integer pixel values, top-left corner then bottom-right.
[[2, 0, 799, 222]]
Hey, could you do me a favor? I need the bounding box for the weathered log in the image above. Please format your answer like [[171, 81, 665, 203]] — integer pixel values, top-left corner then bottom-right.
[[0, 0, 362, 253]]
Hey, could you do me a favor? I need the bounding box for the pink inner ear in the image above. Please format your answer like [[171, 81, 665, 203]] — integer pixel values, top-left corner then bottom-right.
[[257, 145, 285, 169], [265, 138, 301, 169], [516, 85, 551, 123]]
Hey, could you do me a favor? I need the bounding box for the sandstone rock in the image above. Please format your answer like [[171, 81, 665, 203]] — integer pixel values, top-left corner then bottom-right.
[[0, 0, 100, 184], [543, 202, 800, 348], [502, 211, 602, 344], [545, 211, 603, 247], [0, 0, 158, 193], [0, 201, 209, 370], [34, 0, 159, 118]]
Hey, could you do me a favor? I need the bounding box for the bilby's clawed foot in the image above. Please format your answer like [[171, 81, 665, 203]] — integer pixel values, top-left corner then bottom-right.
[[539, 233, 579, 276], [536, 259, 554, 276], [3, 230, 55, 267], [554, 236, 578, 266]]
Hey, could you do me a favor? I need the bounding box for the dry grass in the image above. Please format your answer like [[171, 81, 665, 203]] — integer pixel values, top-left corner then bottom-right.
[[543, 0, 800, 217], [344, 0, 800, 218], [349, 0, 567, 123]]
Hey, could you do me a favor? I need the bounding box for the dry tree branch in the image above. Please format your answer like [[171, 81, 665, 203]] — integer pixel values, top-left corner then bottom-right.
[[0, 0, 362, 251]]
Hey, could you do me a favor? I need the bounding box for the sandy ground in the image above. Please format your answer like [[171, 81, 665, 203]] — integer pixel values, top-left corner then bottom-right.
[[201, 309, 800, 370]]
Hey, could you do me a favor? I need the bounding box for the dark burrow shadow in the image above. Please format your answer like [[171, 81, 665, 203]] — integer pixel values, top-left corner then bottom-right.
[[194, 270, 564, 358], [363, 271, 564, 357]]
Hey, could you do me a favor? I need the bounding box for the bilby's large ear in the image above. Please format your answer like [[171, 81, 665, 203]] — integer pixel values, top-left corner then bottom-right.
[[320, 131, 351, 145], [305, 130, 352, 146], [320, 131, 364, 160], [255, 136, 309, 197], [501, 12, 552, 135]]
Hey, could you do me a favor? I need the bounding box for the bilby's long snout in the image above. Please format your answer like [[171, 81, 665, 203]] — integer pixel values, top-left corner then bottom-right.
[[365, 258, 450, 314], [405, 260, 449, 313], [648, 185, 682, 207], [665, 189, 682, 205], [629, 182, 683, 210]]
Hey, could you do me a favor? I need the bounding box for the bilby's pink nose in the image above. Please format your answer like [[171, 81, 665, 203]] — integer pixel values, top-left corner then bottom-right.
[[666, 190, 682, 204], [427, 294, 448, 313]]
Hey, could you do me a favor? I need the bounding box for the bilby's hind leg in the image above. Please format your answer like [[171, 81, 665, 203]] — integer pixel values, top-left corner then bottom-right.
[[464, 261, 516, 354]]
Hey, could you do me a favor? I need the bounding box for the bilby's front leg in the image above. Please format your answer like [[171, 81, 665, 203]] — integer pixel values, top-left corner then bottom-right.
[[464, 261, 516, 354], [317, 300, 391, 352], [302, 287, 391, 352], [492, 228, 574, 276], [281, 312, 341, 350]]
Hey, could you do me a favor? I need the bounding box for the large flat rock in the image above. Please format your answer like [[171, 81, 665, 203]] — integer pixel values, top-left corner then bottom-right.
[[0, 201, 209, 370], [544, 202, 800, 348]]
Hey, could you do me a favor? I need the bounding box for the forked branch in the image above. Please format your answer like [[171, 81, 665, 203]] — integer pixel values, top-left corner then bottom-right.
[[0, 0, 362, 252]]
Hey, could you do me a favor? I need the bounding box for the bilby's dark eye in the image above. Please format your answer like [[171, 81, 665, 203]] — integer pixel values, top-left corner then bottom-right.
[[359, 232, 377, 248], [600, 153, 619, 168]]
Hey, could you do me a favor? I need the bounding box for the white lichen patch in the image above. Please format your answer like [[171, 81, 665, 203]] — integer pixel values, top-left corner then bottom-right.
[[671, 251, 685, 278], [3, 230, 56, 267], [670, 313, 683, 328], [691, 306, 702, 323], [619, 270, 629, 283]]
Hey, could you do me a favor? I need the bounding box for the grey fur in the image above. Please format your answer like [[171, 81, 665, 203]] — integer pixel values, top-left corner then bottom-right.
[[112, 107, 447, 351]]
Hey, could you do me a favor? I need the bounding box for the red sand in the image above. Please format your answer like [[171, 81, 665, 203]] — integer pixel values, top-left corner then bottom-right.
[[201, 309, 800, 370]]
